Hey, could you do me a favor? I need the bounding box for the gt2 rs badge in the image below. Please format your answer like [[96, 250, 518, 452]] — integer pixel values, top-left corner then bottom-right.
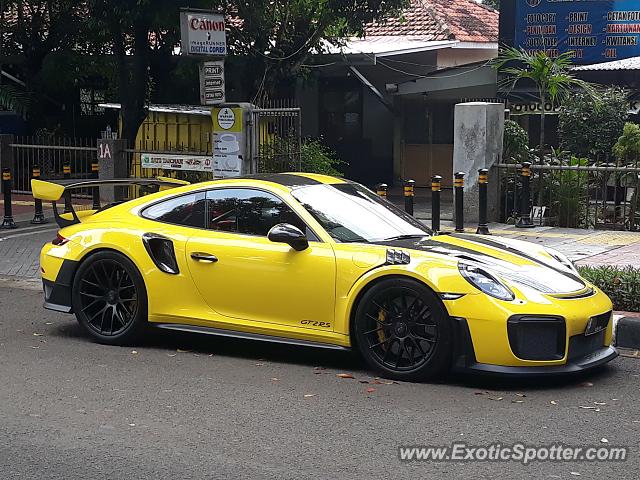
[[300, 320, 331, 328]]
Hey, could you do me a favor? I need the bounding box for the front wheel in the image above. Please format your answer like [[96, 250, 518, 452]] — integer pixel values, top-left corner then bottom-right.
[[353, 278, 452, 382], [72, 251, 148, 345]]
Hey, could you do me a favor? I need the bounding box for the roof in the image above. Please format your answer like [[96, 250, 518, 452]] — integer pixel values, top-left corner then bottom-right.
[[364, 0, 498, 43], [323, 37, 456, 56], [100, 103, 212, 116], [572, 56, 640, 72]]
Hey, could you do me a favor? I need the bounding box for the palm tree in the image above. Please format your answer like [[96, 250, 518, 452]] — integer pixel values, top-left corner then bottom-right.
[[494, 46, 597, 167]]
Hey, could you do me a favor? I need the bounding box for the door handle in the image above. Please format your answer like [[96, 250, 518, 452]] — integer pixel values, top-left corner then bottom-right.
[[190, 252, 218, 263]]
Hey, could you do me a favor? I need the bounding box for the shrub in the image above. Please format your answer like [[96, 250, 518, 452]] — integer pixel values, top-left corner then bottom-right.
[[578, 265, 640, 312], [558, 87, 628, 161], [503, 120, 530, 164], [300, 138, 345, 176]]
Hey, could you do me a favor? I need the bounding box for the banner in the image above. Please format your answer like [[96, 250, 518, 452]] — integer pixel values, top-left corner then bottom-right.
[[515, 1, 640, 64], [141, 153, 213, 172], [212, 107, 245, 178]]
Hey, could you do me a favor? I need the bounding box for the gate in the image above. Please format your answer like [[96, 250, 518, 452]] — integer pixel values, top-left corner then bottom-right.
[[252, 107, 302, 174]]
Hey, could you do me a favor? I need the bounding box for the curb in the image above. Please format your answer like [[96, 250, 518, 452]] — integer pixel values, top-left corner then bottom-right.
[[614, 316, 640, 350]]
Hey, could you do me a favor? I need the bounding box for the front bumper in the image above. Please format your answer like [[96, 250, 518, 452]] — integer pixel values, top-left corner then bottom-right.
[[451, 316, 618, 376]]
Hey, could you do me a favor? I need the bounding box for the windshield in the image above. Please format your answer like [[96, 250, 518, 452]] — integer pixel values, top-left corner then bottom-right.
[[290, 183, 431, 243]]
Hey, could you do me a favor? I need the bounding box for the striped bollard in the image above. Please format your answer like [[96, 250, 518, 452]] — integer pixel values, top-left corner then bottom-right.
[[431, 175, 441, 233], [376, 183, 388, 199], [1, 168, 17, 229], [454, 172, 465, 233], [516, 162, 535, 228], [91, 161, 101, 210], [404, 179, 415, 216], [476, 168, 490, 235], [63, 163, 72, 214], [31, 166, 46, 224]]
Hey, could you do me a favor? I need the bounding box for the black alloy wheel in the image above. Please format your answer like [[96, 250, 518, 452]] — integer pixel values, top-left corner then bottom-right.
[[354, 278, 452, 381], [72, 251, 148, 345]]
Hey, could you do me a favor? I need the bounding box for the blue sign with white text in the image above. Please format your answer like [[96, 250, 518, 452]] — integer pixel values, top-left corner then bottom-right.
[[515, 0, 640, 64]]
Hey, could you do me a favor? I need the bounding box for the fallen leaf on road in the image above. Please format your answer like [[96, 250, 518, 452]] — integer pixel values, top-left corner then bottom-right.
[[488, 396, 503, 401], [594, 402, 607, 406], [33, 333, 44, 336], [271, 378, 279, 382], [515, 393, 527, 397], [45, 322, 53, 325], [30, 346, 40, 349], [128, 423, 136, 427], [131, 350, 138, 355], [601, 438, 609, 443], [167, 353, 177, 357], [550, 401, 558, 405], [579, 382, 594, 387], [366, 388, 376, 393], [512, 400, 524, 404], [336, 373, 354, 379], [255, 363, 264, 367], [570, 472, 581, 477], [579, 406, 597, 410], [359, 380, 370, 384], [304, 394, 315, 398], [313, 366, 326, 371], [176, 349, 191, 353]]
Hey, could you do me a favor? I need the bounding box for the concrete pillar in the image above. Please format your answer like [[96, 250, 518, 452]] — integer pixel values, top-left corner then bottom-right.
[[452, 102, 504, 223], [0, 134, 14, 194], [97, 138, 128, 203]]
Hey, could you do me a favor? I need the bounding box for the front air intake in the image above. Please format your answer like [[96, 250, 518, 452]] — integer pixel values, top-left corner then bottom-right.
[[507, 315, 566, 361]]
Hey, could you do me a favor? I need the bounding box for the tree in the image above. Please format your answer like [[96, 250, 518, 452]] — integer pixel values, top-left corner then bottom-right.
[[88, 0, 408, 145], [226, 0, 409, 101], [481, 0, 500, 10], [559, 87, 628, 161], [494, 47, 597, 166]]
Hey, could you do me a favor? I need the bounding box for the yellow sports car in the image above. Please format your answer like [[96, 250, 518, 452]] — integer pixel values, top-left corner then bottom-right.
[[34, 173, 617, 381]]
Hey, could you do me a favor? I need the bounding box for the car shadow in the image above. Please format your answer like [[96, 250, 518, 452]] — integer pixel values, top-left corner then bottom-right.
[[51, 321, 617, 388]]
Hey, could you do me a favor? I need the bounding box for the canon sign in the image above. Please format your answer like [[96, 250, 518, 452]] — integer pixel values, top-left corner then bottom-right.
[[180, 11, 227, 56]]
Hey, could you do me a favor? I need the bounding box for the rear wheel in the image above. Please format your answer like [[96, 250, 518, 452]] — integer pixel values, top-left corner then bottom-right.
[[353, 278, 452, 381], [72, 251, 148, 345]]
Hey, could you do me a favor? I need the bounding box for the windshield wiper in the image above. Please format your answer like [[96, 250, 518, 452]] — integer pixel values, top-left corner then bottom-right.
[[383, 234, 429, 241]]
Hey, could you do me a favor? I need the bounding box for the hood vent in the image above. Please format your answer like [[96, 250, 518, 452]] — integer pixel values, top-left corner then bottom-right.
[[386, 249, 410, 265]]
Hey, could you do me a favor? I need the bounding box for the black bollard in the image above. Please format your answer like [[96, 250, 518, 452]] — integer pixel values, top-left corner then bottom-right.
[[1, 168, 17, 229], [476, 168, 490, 235], [63, 163, 72, 214], [516, 162, 535, 228], [454, 172, 465, 233], [404, 179, 415, 216], [431, 175, 442, 233], [376, 183, 388, 199], [31, 166, 46, 224], [91, 161, 100, 210]]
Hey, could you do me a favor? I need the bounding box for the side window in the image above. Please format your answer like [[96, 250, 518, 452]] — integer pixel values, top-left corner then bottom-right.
[[142, 192, 207, 228], [206, 188, 308, 237]]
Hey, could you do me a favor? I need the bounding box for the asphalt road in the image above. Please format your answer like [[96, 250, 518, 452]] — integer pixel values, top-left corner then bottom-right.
[[1, 282, 639, 480]]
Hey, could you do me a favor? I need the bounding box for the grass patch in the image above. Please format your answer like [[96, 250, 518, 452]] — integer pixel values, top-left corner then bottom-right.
[[578, 265, 640, 312]]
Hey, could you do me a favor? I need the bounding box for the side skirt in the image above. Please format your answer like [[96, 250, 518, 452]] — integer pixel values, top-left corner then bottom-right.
[[154, 323, 351, 351]]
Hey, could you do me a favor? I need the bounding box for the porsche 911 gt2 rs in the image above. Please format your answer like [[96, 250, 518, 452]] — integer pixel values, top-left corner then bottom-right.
[[33, 173, 617, 381]]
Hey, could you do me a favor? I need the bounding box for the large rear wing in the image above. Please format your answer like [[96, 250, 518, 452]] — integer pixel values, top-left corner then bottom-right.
[[31, 177, 189, 227]]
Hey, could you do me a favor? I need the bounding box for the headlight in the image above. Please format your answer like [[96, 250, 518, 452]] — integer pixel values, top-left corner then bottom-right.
[[544, 247, 577, 273], [458, 262, 515, 301]]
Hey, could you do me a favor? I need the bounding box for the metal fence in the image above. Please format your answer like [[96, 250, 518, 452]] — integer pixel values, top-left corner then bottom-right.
[[253, 107, 302, 174], [497, 162, 640, 231], [9, 137, 97, 193]]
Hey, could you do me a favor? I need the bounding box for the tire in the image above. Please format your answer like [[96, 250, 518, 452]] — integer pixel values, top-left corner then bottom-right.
[[72, 251, 148, 345], [353, 277, 452, 382]]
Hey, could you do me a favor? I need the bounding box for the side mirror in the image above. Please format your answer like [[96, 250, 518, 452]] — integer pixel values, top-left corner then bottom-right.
[[267, 223, 309, 251]]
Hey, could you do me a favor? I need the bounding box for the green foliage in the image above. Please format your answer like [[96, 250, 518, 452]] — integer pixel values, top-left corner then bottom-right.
[[578, 265, 640, 312], [503, 120, 529, 163], [559, 87, 628, 159], [300, 139, 345, 176], [547, 155, 589, 228], [481, 0, 500, 10], [613, 122, 640, 163]]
